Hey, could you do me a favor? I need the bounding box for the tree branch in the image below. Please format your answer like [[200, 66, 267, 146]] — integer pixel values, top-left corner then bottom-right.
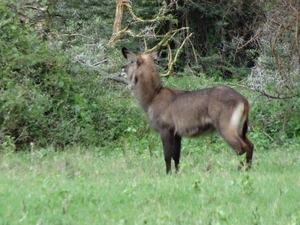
[[161, 32, 193, 76]]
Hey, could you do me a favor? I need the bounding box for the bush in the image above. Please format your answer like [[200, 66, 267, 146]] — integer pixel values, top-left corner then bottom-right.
[[0, 3, 137, 150]]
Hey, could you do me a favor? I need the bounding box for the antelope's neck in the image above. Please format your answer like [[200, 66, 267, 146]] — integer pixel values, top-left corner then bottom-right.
[[135, 75, 162, 111]]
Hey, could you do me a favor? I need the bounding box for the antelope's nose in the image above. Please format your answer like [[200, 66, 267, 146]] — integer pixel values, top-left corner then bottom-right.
[[120, 68, 127, 77]]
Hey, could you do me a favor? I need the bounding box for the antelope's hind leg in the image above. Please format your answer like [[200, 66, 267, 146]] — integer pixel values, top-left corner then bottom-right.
[[219, 130, 251, 170], [233, 136, 254, 171], [242, 136, 254, 170]]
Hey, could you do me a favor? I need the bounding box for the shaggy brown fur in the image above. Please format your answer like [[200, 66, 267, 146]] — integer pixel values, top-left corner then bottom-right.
[[122, 47, 254, 174]]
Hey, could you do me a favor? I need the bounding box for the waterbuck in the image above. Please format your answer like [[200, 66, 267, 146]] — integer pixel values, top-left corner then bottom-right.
[[121, 47, 254, 174]]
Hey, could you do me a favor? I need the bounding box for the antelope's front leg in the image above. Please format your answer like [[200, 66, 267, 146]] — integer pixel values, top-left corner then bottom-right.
[[160, 130, 174, 174], [173, 135, 181, 173]]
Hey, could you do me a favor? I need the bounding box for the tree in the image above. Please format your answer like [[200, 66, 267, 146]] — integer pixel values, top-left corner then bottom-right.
[[108, 0, 194, 75], [248, 0, 300, 99], [108, 0, 132, 46], [246, 0, 300, 141]]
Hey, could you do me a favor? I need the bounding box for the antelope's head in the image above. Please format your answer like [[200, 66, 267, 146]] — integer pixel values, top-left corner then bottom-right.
[[121, 47, 159, 88]]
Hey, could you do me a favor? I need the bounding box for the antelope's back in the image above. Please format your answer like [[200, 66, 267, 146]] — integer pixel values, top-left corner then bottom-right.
[[167, 85, 249, 136]]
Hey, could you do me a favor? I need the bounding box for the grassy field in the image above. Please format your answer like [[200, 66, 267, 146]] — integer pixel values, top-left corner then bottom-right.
[[1, 142, 300, 225]]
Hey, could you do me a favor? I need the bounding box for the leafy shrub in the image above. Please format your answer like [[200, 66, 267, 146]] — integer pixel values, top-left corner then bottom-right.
[[0, 3, 138, 150], [1, 0, 298, 153]]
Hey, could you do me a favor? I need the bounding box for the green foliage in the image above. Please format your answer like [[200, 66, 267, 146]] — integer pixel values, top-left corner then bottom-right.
[[0, 0, 298, 152], [54, 0, 115, 39], [0, 3, 136, 150], [157, 0, 264, 77], [250, 96, 300, 145], [246, 1, 300, 143]]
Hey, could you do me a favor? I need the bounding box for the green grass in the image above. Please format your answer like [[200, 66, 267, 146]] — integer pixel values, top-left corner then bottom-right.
[[1, 143, 300, 225]]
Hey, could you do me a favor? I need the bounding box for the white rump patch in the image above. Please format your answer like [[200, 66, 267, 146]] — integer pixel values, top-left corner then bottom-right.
[[230, 103, 245, 136]]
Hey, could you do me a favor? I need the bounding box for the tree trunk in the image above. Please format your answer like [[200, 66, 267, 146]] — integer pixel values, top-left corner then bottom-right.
[[108, 0, 126, 45]]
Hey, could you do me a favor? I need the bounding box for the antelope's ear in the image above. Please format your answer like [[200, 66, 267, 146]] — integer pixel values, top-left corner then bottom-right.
[[151, 51, 159, 64], [151, 46, 161, 61], [151, 51, 158, 59], [122, 47, 137, 63]]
